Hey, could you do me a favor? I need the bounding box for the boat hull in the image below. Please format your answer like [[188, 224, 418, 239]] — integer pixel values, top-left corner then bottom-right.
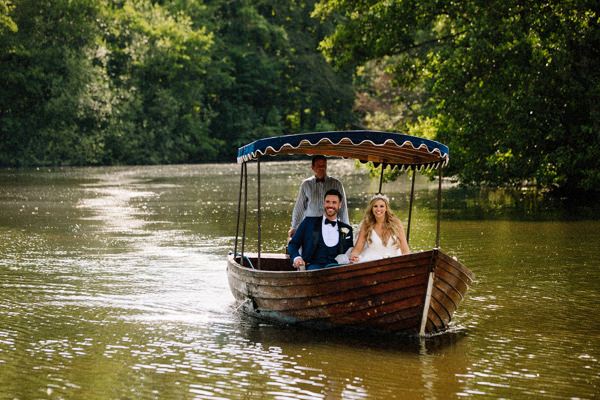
[[227, 249, 473, 335]]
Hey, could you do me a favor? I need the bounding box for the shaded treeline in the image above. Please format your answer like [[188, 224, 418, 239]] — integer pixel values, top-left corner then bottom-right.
[[1, 0, 599, 194], [0, 0, 355, 166]]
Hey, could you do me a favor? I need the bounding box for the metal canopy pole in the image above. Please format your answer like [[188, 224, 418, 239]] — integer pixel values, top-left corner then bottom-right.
[[234, 162, 244, 257], [406, 165, 417, 244], [378, 163, 386, 193], [241, 162, 248, 266], [256, 157, 261, 270], [435, 163, 443, 249]]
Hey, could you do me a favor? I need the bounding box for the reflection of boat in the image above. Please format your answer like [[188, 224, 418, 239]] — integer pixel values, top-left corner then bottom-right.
[[228, 131, 473, 336]]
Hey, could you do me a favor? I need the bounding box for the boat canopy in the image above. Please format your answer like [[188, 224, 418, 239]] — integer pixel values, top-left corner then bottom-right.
[[237, 130, 449, 170]]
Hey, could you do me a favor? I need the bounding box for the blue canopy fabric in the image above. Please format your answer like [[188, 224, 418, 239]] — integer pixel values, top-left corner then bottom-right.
[[237, 131, 449, 170]]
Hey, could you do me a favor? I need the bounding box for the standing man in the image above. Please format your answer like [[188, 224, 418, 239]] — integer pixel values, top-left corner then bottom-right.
[[288, 155, 349, 239], [288, 189, 354, 271]]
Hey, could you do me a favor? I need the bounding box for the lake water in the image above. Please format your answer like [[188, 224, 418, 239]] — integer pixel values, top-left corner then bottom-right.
[[0, 161, 599, 399]]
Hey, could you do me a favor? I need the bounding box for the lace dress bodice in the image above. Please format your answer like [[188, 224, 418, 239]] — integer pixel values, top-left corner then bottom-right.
[[359, 229, 402, 262]]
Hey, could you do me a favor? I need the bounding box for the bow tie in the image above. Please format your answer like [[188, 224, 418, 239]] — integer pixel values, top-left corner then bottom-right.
[[315, 177, 325, 183], [324, 219, 337, 227]]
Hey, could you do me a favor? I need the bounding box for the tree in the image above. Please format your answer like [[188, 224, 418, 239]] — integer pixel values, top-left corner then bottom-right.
[[0, 0, 110, 166], [101, 0, 219, 164], [0, 0, 358, 166], [0, 0, 17, 34], [0, 0, 219, 166], [259, 0, 355, 132], [198, 0, 356, 155], [314, 0, 600, 193]]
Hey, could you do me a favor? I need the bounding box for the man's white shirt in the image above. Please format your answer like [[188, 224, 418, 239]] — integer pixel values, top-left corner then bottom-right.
[[322, 217, 339, 247]]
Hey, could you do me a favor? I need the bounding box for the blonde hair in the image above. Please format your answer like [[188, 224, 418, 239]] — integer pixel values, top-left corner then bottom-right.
[[360, 194, 404, 248]]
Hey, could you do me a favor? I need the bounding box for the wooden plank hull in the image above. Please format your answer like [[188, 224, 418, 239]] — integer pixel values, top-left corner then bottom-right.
[[227, 249, 473, 335]]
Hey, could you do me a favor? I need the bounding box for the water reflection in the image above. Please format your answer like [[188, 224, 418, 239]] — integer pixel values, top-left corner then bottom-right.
[[217, 318, 472, 399], [0, 163, 599, 399], [443, 185, 600, 221]]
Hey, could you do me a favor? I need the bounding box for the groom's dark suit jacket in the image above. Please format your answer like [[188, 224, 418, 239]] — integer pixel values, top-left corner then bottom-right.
[[287, 216, 353, 266]]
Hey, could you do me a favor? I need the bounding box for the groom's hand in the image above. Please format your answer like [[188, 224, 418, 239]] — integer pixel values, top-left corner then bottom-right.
[[293, 256, 305, 270]]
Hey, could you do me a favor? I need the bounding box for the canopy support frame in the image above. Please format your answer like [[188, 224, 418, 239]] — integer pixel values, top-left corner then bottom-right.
[[241, 162, 249, 266], [435, 163, 443, 249], [406, 165, 417, 244], [257, 157, 262, 269], [378, 163, 386, 194], [234, 162, 244, 257]]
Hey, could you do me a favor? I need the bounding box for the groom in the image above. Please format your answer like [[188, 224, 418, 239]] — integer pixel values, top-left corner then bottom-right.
[[288, 189, 354, 271]]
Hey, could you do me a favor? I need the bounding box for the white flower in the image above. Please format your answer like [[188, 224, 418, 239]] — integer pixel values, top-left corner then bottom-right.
[[340, 227, 350, 234]]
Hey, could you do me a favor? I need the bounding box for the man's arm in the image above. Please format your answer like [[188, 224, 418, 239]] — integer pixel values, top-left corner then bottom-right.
[[287, 219, 307, 264]]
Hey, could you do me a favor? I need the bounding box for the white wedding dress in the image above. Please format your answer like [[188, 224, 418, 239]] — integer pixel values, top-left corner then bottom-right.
[[359, 230, 402, 262]]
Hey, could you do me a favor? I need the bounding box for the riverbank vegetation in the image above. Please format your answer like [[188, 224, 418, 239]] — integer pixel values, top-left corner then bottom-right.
[[1, 0, 598, 194]]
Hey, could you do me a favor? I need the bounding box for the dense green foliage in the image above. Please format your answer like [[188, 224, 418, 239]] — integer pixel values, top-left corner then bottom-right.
[[1, 0, 599, 194], [0, 0, 355, 166], [315, 0, 600, 193]]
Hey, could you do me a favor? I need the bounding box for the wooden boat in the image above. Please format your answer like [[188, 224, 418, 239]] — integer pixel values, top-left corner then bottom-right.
[[228, 130, 474, 336]]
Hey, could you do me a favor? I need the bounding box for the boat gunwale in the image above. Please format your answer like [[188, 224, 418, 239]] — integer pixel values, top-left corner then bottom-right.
[[228, 250, 438, 278]]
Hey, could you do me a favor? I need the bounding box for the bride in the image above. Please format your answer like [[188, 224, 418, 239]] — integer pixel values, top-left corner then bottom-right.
[[349, 194, 410, 263]]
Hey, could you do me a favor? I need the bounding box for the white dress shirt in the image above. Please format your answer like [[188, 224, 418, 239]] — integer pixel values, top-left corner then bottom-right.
[[322, 217, 340, 247]]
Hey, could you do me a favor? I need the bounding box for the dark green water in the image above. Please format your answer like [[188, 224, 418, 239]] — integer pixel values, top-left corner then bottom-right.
[[0, 161, 598, 399]]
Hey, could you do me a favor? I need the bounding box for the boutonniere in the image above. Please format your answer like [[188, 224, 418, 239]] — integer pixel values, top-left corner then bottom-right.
[[340, 227, 350, 235]]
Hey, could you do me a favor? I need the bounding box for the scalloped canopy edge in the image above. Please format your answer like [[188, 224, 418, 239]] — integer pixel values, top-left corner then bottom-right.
[[237, 130, 449, 170]]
